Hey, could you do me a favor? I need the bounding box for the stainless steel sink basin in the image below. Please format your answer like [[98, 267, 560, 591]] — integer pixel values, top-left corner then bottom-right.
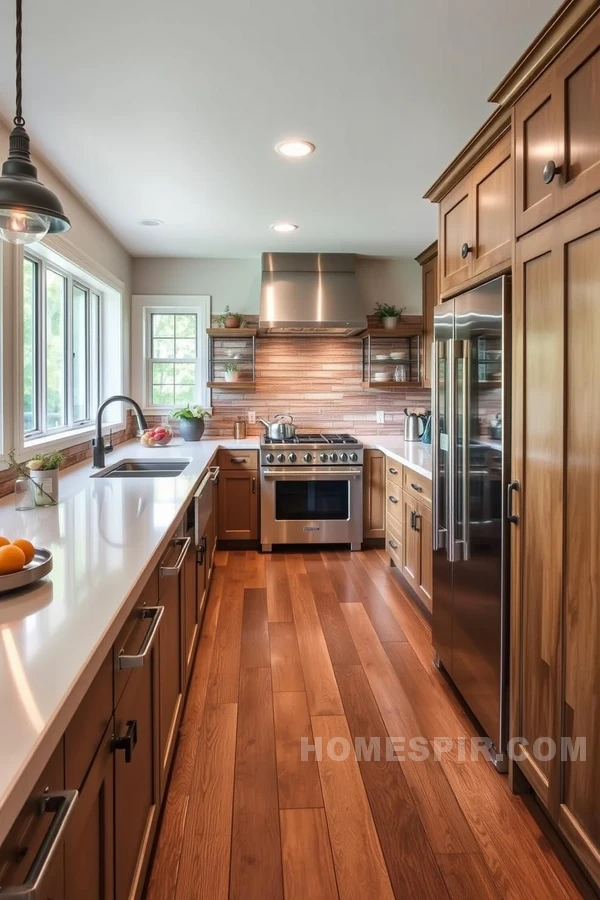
[[92, 459, 189, 478]]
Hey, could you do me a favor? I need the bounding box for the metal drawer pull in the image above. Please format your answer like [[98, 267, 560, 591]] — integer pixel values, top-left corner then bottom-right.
[[414, 513, 421, 533], [388, 467, 398, 475], [0, 790, 78, 899], [209, 465, 220, 482], [160, 536, 192, 576], [230, 456, 248, 463], [197, 534, 207, 565], [507, 480, 520, 524], [410, 482, 423, 493], [542, 160, 560, 184], [111, 720, 138, 763], [118, 605, 164, 669], [410, 510, 415, 530], [388, 495, 399, 504], [388, 539, 398, 551]]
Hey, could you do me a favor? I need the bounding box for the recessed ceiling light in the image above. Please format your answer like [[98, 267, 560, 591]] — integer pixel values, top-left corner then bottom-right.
[[275, 140, 315, 158], [270, 222, 298, 233], [138, 218, 164, 227]]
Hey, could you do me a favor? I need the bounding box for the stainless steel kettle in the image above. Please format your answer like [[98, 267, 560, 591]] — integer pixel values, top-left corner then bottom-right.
[[404, 408, 427, 442]]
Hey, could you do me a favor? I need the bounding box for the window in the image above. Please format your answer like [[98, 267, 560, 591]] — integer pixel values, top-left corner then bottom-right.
[[133, 296, 211, 412], [23, 253, 100, 438]]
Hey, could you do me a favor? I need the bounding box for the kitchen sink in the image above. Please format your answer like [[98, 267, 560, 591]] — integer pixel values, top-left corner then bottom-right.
[[92, 459, 189, 478]]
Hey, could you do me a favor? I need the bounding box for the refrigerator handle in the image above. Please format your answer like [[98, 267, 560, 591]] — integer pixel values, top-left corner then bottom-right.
[[459, 339, 471, 561], [447, 339, 457, 562], [431, 340, 447, 552]]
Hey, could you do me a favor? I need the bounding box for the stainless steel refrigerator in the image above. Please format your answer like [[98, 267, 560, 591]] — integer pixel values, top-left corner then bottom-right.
[[432, 275, 510, 767]]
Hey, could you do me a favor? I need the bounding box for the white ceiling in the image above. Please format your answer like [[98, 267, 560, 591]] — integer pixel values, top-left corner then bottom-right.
[[0, 0, 559, 258]]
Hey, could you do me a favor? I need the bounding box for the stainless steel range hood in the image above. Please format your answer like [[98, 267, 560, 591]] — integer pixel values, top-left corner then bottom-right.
[[259, 253, 367, 336]]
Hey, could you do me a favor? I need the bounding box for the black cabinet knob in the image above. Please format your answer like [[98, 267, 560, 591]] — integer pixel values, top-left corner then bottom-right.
[[111, 720, 138, 763], [543, 160, 560, 184], [461, 243, 472, 259]]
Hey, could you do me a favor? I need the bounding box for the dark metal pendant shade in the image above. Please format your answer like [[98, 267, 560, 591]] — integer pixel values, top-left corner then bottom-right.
[[0, 124, 70, 233]]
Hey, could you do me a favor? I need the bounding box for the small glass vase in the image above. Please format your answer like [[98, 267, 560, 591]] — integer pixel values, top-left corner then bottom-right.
[[29, 470, 59, 507], [14, 476, 35, 510]]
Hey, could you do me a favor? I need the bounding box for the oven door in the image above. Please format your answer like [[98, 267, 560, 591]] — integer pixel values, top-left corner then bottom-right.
[[260, 466, 363, 547]]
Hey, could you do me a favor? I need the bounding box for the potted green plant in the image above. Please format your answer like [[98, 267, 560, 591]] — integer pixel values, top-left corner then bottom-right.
[[170, 405, 212, 442], [375, 302, 406, 330], [8, 449, 65, 507], [216, 305, 244, 329], [223, 362, 239, 383]]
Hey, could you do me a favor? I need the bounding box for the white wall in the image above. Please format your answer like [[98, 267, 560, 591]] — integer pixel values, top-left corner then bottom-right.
[[132, 255, 423, 315]]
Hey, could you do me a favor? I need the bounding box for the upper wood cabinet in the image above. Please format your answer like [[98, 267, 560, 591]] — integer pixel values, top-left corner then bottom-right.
[[415, 242, 438, 388], [515, 12, 600, 237], [439, 132, 513, 295]]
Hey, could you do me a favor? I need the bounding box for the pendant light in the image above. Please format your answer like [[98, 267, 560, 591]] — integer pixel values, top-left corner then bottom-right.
[[0, 0, 70, 245]]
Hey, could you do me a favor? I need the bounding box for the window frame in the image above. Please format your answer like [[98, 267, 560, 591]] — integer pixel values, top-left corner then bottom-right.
[[132, 295, 211, 415], [23, 251, 101, 441]]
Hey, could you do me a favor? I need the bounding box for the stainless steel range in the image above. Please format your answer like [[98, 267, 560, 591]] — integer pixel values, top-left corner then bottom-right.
[[260, 433, 363, 551]]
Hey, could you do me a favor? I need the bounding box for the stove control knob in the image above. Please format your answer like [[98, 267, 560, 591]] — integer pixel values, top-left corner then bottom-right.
[[265, 452, 275, 464], [349, 452, 358, 462], [277, 453, 286, 463], [288, 452, 297, 463], [330, 452, 338, 463], [303, 453, 313, 463], [319, 452, 328, 463], [339, 452, 349, 463]]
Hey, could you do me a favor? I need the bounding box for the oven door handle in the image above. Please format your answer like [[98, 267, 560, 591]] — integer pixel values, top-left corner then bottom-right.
[[261, 467, 362, 481]]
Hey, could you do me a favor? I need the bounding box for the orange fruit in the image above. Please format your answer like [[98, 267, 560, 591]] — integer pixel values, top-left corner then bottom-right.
[[12, 539, 35, 565], [0, 536, 9, 547], [0, 545, 26, 575]]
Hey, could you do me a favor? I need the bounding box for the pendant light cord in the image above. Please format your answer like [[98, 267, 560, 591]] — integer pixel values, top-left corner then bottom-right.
[[14, 0, 24, 127]]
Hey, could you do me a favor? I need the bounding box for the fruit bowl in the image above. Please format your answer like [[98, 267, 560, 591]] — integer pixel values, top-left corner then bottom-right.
[[139, 426, 173, 448]]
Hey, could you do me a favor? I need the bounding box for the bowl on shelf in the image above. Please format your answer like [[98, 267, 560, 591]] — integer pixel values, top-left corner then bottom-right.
[[390, 351, 409, 360], [139, 426, 173, 447], [374, 354, 389, 360], [372, 372, 391, 382]]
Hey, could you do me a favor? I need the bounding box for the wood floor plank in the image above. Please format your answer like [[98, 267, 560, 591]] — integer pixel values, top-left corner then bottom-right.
[[176, 703, 238, 900], [285, 553, 306, 575], [436, 852, 503, 900], [305, 559, 361, 666], [273, 691, 323, 809], [311, 714, 394, 900], [240, 587, 270, 669], [289, 574, 344, 716], [321, 551, 363, 603], [145, 790, 189, 899], [269, 622, 305, 691], [334, 664, 450, 899], [181, 567, 224, 728], [280, 808, 339, 900], [230, 667, 283, 900], [340, 602, 478, 855], [266, 558, 294, 622], [245, 549, 267, 588], [205, 556, 246, 704], [335, 551, 408, 642]]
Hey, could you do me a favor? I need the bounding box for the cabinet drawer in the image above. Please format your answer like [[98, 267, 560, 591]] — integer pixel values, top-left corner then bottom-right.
[[218, 449, 258, 470], [403, 468, 432, 507], [114, 569, 160, 707], [385, 458, 403, 488], [386, 480, 403, 521], [65, 651, 113, 790], [386, 516, 402, 569], [0, 741, 68, 895]]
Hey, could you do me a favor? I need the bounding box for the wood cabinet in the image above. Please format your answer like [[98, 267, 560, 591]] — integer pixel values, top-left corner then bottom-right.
[[416, 242, 438, 388], [218, 469, 258, 540], [439, 132, 512, 295], [512, 190, 600, 887], [363, 449, 385, 540], [158, 538, 186, 790], [384, 458, 432, 613], [183, 526, 199, 686], [515, 13, 600, 238]]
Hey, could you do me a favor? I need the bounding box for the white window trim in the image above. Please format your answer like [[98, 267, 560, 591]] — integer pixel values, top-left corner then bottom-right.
[[132, 295, 212, 415], [5, 241, 125, 463]]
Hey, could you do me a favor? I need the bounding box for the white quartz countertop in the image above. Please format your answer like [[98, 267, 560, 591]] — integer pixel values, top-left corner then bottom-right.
[[0, 432, 430, 843]]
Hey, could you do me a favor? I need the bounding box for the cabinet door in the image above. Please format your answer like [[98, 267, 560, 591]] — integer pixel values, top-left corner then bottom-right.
[[363, 450, 385, 539], [402, 493, 419, 590], [0, 742, 66, 900], [158, 540, 185, 790], [218, 469, 258, 540], [416, 501, 432, 612], [472, 132, 512, 276], [114, 634, 159, 900], [420, 251, 438, 388], [65, 724, 114, 900], [183, 531, 199, 686], [439, 176, 472, 293]]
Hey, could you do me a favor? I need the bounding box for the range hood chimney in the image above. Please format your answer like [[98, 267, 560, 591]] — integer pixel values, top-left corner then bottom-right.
[[259, 252, 367, 336]]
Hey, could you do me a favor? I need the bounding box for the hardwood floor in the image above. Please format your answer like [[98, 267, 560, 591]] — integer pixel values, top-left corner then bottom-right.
[[146, 549, 592, 900]]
